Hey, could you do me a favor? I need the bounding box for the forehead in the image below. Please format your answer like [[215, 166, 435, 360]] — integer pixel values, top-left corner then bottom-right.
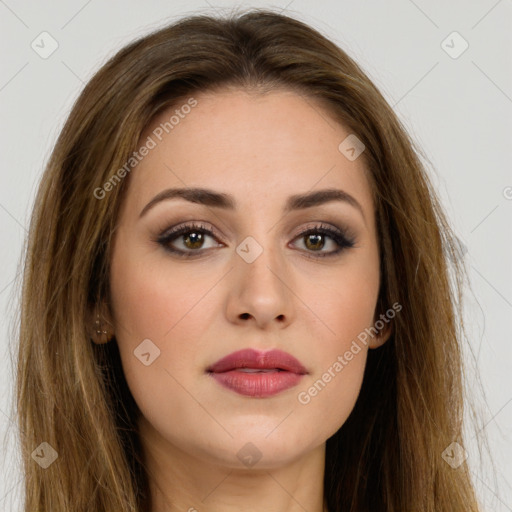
[[122, 87, 374, 220]]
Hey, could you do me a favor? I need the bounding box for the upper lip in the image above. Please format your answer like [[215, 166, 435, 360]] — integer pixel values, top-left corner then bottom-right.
[[207, 348, 308, 374]]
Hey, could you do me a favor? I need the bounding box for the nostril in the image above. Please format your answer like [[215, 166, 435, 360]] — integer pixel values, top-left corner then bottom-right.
[[240, 313, 251, 320]]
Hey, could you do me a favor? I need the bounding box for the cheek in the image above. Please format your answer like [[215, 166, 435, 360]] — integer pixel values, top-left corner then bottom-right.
[[295, 298, 373, 432], [304, 251, 380, 352], [293, 295, 372, 442], [292, 257, 378, 430], [296, 350, 367, 441], [109, 239, 214, 344], [108, 242, 220, 414]]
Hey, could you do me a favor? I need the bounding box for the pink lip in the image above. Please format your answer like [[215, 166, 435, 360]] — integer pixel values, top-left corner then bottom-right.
[[206, 348, 308, 398]]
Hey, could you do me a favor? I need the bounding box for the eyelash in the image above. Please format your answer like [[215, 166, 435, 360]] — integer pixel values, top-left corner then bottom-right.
[[155, 222, 356, 259]]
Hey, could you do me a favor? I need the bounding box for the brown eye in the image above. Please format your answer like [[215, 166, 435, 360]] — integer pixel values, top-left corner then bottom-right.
[[157, 222, 222, 257], [291, 224, 356, 258], [183, 232, 205, 249], [304, 233, 325, 251]]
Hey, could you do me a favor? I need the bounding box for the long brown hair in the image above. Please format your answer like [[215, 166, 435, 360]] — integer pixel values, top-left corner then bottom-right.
[[12, 7, 485, 511]]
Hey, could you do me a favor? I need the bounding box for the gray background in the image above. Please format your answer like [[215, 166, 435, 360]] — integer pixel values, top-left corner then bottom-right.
[[0, 1, 511, 510]]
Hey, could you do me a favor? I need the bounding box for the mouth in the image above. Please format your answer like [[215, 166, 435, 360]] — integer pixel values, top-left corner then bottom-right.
[[233, 368, 283, 373], [206, 348, 308, 397]]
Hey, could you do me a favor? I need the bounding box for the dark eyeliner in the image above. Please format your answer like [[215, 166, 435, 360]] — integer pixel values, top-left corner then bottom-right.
[[154, 222, 356, 258], [293, 223, 356, 259], [156, 222, 219, 257]]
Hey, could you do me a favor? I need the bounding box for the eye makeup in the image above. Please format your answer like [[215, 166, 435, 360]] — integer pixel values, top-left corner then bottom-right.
[[153, 220, 357, 259]]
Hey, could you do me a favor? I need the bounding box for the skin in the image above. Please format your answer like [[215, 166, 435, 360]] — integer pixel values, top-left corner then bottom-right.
[[100, 87, 391, 512]]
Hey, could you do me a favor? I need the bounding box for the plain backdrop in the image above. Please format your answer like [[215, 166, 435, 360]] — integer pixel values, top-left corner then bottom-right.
[[0, 1, 511, 510]]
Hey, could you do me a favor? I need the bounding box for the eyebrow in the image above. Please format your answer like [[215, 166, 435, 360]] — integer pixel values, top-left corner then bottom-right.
[[139, 186, 366, 222]]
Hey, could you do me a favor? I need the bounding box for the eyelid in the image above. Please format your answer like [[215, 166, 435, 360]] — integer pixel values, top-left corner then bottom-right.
[[290, 221, 354, 241], [157, 221, 221, 240]]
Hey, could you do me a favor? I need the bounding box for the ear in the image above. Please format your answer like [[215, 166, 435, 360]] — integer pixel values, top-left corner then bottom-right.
[[368, 315, 393, 349], [87, 301, 115, 344]]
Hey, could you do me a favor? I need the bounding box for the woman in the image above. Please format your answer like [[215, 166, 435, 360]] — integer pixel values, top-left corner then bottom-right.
[[15, 8, 483, 511]]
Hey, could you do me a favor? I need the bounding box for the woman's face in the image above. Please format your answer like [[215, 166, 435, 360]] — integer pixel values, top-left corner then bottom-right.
[[108, 87, 388, 470]]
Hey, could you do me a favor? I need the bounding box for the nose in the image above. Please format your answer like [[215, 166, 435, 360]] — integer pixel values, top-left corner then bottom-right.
[[225, 241, 295, 330]]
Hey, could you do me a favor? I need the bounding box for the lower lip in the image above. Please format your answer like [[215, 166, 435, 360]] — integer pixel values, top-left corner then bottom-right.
[[209, 370, 304, 397]]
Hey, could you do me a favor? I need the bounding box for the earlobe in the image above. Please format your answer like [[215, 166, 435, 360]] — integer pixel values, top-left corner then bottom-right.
[[368, 320, 393, 349], [87, 302, 115, 344]]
